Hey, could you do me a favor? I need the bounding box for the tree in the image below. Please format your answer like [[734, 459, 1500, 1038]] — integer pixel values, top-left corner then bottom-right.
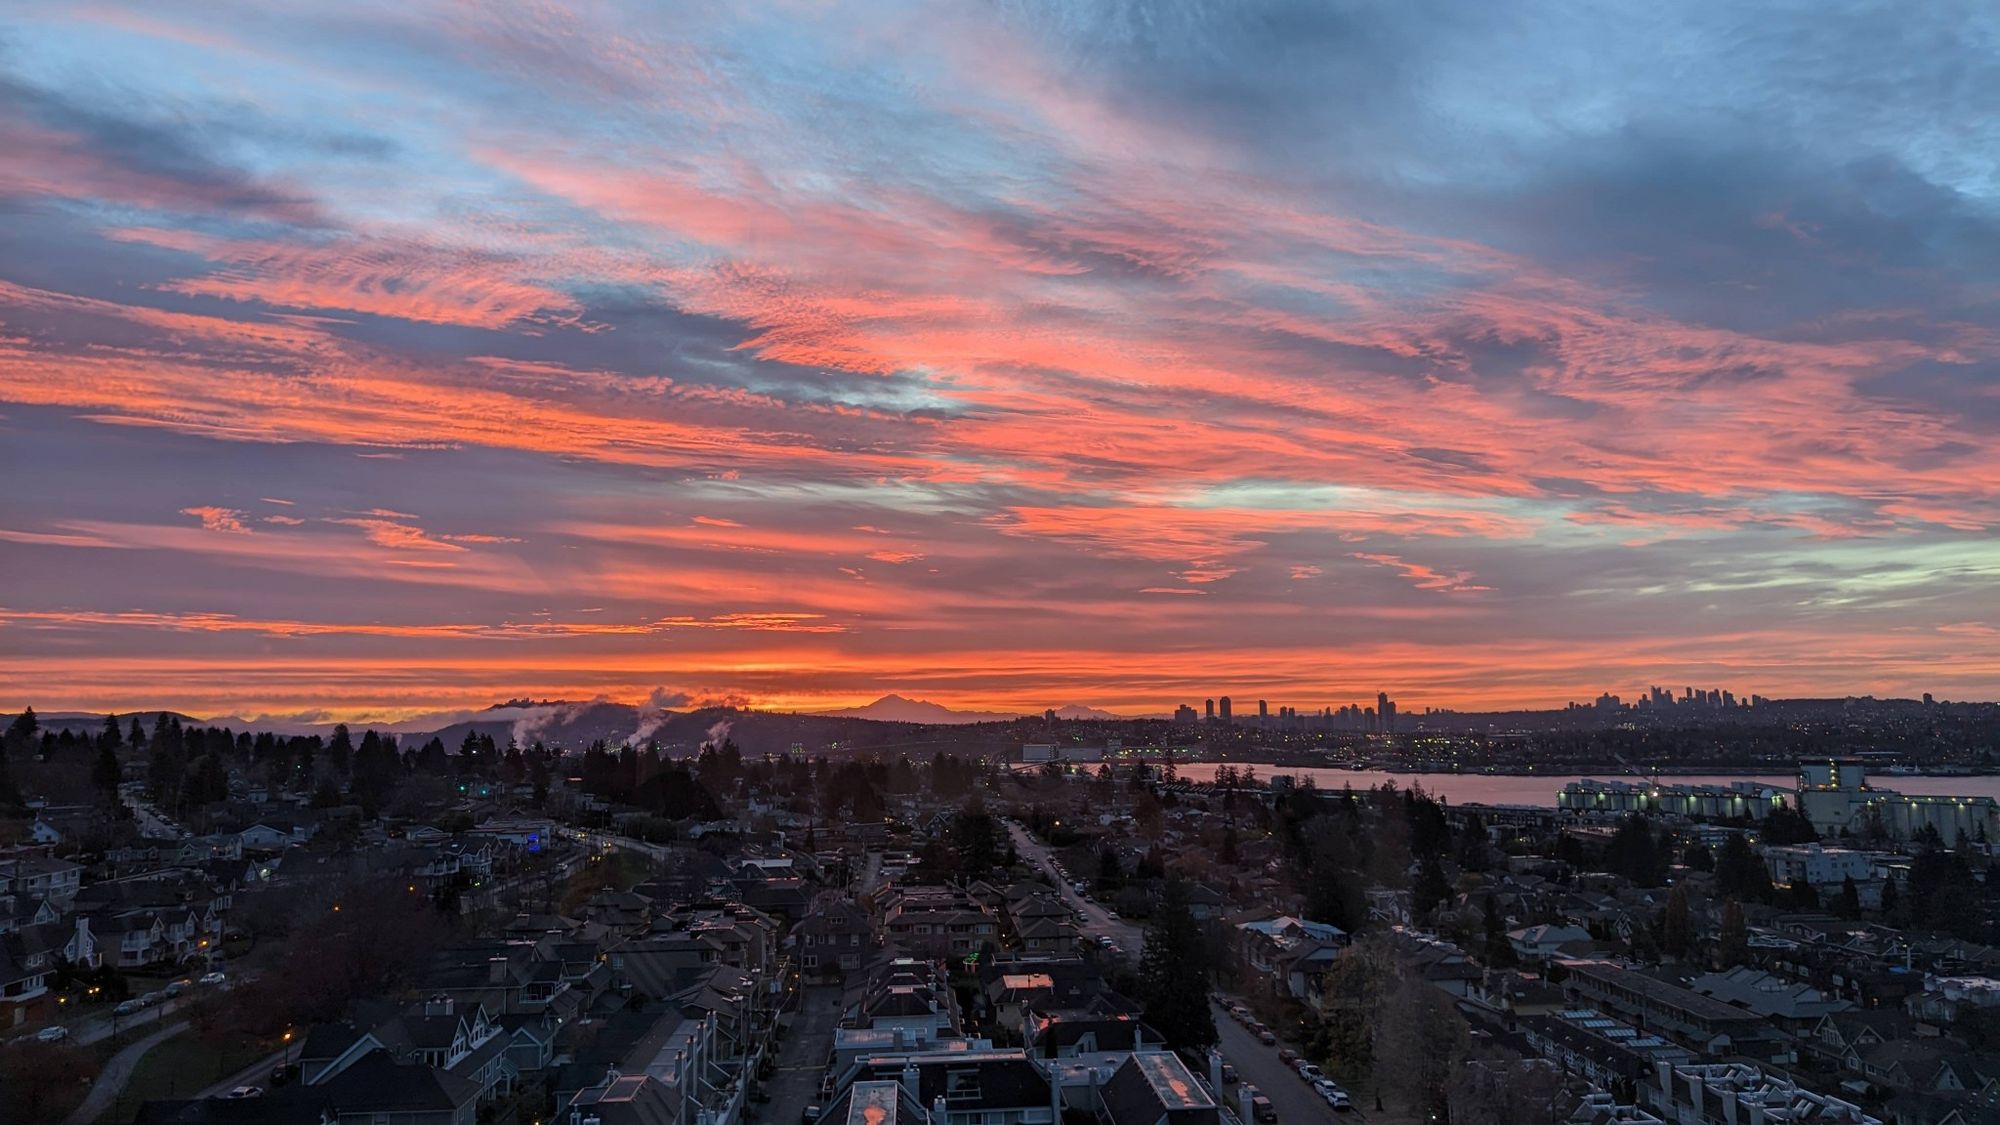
[[3, 707, 37, 752], [327, 724, 354, 777], [99, 713, 123, 751], [1760, 805, 1819, 845], [1662, 885, 1694, 960], [93, 740, 123, 799], [1450, 1059, 1573, 1125], [1715, 833, 1773, 902], [1836, 876, 1862, 920], [1377, 972, 1469, 1120], [1412, 851, 1451, 921], [1717, 899, 1748, 968], [1139, 879, 1216, 1049], [1607, 816, 1663, 886], [1482, 894, 1517, 968]]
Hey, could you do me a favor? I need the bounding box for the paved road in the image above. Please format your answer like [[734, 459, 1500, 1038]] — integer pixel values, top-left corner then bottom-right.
[[196, 1045, 288, 1100], [71, 994, 188, 1047], [756, 984, 843, 1125], [1005, 821, 1144, 952], [1210, 1001, 1355, 1125], [65, 1020, 189, 1125]]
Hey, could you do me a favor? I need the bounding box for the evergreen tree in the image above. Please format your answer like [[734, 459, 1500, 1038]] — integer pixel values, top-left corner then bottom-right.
[[327, 724, 354, 777], [1662, 884, 1694, 960], [1482, 894, 1517, 967], [1139, 879, 1216, 1049], [1715, 833, 1773, 902], [127, 716, 146, 750], [351, 730, 400, 816], [100, 714, 123, 750], [4, 708, 37, 753], [93, 740, 123, 798], [1836, 876, 1862, 920], [1412, 850, 1451, 921], [1717, 900, 1748, 968]]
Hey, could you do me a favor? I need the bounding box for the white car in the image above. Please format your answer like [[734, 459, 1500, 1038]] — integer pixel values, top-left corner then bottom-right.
[[198, 971, 227, 986], [36, 1025, 69, 1043], [224, 1086, 264, 1099]]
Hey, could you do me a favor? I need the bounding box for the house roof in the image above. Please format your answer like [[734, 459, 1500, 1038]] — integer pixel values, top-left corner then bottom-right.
[[315, 1048, 480, 1112], [1099, 1051, 1218, 1125]]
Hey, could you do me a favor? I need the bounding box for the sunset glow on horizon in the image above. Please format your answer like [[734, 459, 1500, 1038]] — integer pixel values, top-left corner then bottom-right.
[[4, 2, 1999, 723]]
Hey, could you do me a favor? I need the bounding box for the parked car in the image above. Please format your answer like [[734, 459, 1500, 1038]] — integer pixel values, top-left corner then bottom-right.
[[114, 999, 144, 1015], [1221, 1064, 1239, 1084], [1277, 1048, 1299, 1066], [1296, 1062, 1324, 1083], [36, 1026, 69, 1043], [803, 1104, 822, 1124], [1316, 1082, 1351, 1112], [139, 991, 164, 1007], [224, 1086, 264, 1099], [1251, 1095, 1277, 1122], [1256, 1029, 1277, 1045], [198, 971, 227, 986], [163, 981, 187, 998]]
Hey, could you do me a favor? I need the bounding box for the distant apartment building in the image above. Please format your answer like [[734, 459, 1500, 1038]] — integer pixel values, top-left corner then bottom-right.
[[1761, 844, 1873, 887]]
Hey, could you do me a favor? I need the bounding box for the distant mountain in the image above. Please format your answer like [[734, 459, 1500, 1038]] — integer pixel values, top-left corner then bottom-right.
[[1049, 704, 1123, 720], [8, 703, 952, 757], [813, 694, 1024, 724]]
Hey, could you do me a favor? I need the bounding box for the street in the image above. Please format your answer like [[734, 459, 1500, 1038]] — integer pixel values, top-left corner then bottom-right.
[[1004, 821, 1144, 953], [1210, 1000, 1356, 1125], [755, 984, 842, 1125]]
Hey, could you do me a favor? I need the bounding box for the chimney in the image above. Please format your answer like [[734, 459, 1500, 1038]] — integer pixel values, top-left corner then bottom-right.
[[489, 956, 508, 984], [932, 1095, 947, 1124], [901, 1061, 921, 1103], [1208, 1049, 1222, 1093]]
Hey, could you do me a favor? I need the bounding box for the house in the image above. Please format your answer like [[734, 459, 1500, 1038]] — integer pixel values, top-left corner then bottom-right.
[[1644, 1062, 1880, 1125], [797, 895, 881, 980], [312, 1048, 482, 1125], [302, 996, 517, 1109], [1562, 962, 1791, 1061], [1509, 924, 1594, 961], [564, 1007, 733, 1125], [237, 823, 301, 851], [1686, 966, 1851, 1031], [1097, 1052, 1219, 1125], [820, 1080, 934, 1125], [0, 930, 54, 1026], [1807, 1010, 1908, 1072], [1017, 916, 1078, 956], [847, 1051, 1056, 1125], [0, 855, 83, 904]]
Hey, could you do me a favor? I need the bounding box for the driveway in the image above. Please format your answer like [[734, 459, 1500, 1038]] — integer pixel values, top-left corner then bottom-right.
[[65, 1020, 189, 1125], [756, 984, 842, 1125]]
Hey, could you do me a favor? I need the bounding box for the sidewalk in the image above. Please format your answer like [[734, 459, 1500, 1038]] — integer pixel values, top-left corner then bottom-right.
[[65, 1020, 189, 1125]]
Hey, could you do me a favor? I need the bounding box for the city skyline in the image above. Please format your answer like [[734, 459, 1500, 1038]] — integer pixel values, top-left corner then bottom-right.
[[6, 3, 2000, 721]]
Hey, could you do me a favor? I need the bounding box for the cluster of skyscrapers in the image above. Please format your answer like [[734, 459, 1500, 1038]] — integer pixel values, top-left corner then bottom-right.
[[1576, 685, 1768, 712], [1172, 691, 1400, 732]]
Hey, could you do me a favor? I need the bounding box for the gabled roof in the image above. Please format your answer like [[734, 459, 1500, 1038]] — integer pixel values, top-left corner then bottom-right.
[[315, 1048, 480, 1112], [1099, 1051, 1219, 1125]]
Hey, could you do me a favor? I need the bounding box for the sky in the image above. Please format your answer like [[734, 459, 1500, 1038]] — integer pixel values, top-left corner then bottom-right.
[[2, 0, 1998, 723]]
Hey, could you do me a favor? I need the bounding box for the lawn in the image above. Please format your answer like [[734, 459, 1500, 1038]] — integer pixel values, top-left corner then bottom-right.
[[108, 1031, 275, 1123]]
